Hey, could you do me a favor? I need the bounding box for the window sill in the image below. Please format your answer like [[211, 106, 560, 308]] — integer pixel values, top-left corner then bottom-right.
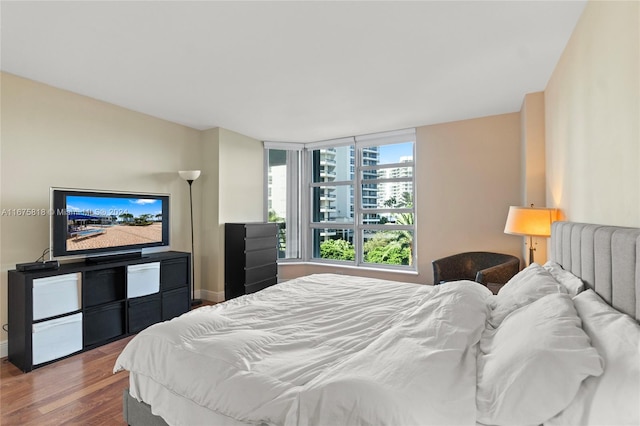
[[277, 260, 419, 276]]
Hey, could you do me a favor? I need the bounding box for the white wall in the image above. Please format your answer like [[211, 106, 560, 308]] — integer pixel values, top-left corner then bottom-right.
[[418, 113, 524, 280], [520, 92, 550, 263], [200, 127, 221, 301], [545, 1, 640, 227], [215, 128, 265, 296], [0, 72, 203, 344]]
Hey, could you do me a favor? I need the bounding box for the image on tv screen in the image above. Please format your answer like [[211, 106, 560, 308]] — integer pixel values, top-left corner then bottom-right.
[[65, 195, 164, 252]]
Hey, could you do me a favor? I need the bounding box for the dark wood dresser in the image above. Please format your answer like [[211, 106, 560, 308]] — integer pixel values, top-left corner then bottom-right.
[[224, 223, 278, 300]]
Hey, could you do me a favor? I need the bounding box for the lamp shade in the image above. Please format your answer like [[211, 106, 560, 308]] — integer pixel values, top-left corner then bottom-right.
[[178, 170, 201, 181], [504, 206, 556, 237]]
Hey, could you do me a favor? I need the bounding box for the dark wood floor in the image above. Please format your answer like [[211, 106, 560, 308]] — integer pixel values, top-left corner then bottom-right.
[[1, 335, 133, 425], [1, 301, 216, 425]]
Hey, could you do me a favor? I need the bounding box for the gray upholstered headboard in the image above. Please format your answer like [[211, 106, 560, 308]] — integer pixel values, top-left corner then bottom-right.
[[550, 221, 640, 322]]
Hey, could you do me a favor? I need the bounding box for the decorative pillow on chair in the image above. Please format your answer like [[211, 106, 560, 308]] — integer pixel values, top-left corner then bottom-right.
[[488, 262, 567, 327], [547, 289, 640, 426], [543, 260, 585, 296], [477, 292, 604, 426]]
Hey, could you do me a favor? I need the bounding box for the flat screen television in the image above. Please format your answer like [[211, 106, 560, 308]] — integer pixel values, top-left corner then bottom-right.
[[50, 188, 170, 259]]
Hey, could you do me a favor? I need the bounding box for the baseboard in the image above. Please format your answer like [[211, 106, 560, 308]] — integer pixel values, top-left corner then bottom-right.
[[198, 289, 225, 303], [1, 340, 7, 358]]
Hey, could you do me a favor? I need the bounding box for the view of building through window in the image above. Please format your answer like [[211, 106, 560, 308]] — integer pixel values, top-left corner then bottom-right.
[[310, 140, 415, 267], [266, 132, 415, 269], [267, 149, 298, 259]]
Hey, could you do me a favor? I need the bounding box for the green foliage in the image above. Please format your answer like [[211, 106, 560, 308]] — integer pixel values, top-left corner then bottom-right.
[[268, 210, 287, 257], [365, 244, 411, 265], [317, 191, 415, 265], [363, 232, 411, 265], [381, 192, 414, 226], [320, 238, 355, 261], [268, 210, 284, 223], [318, 234, 412, 265]]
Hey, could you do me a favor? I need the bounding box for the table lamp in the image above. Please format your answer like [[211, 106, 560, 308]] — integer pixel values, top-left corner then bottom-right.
[[504, 205, 556, 265]]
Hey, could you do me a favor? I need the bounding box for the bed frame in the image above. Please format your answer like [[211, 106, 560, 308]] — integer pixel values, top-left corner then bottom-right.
[[549, 221, 640, 322], [122, 221, 640, 425], [123, 390, 168, 426]]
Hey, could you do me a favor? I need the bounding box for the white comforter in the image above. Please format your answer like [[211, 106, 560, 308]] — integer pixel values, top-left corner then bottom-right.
[[114, 274, 492, 426]]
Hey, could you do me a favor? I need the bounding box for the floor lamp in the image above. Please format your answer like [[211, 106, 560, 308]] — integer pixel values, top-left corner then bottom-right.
[[504, 204, 556, 265], [179, 170, 202, 306]]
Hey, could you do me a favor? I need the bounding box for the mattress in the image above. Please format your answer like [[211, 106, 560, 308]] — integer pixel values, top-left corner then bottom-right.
[[115, 273, 492, 425]]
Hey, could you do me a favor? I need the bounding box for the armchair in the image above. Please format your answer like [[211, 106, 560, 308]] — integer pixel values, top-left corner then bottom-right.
[[432, 251, 520, 286]]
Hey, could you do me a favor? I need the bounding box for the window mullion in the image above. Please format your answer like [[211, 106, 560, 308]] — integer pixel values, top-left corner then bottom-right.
[[362, 177, 413, 185], [301, 149, 311, 261], [286, 150, 300, 259], [309, 180, 352, 188], [354, 145, 363, 266], [361, 161, 415, 171]]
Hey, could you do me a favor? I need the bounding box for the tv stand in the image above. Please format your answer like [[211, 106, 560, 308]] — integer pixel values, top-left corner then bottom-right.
[[8, 251, 191, 372], [85, 251, 142, 265]]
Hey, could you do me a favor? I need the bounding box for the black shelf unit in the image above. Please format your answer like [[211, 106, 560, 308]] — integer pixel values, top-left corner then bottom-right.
[[225, 223, 278, 300], [7, 251, 190, 373]]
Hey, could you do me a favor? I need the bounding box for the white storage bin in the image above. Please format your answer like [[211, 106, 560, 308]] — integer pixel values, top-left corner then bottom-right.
[[33, 273, 82, 321], [127, 262, 160, 298], [32, 313, 83, 365]]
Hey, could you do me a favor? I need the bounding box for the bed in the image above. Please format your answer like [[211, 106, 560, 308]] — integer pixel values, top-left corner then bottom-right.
[[114, 221, 640, 425]]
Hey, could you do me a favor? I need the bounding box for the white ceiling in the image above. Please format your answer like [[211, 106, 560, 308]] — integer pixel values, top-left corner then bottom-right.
[[1, 1, 586, 143]]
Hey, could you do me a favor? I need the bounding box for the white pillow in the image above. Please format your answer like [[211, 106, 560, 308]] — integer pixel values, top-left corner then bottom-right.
[[547, 289, 640, 426], [489, 262, 567, 327], [543, 260, 585, 296], [477, 292, 604, 426]]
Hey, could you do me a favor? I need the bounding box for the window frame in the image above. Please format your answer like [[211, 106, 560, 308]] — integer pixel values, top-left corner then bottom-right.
[[263, 143, 303, 260], [306, 130, 417, 270], [265, 129, 416, 271]]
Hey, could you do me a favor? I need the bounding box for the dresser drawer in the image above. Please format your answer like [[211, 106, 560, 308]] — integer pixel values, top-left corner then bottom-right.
[[246, 247, 277, 268], [245, 236, 277, 251], [245, 263, 277, 284], [245, 224, 277, 239]]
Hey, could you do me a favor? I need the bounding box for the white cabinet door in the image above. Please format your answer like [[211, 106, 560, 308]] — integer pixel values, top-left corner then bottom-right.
[[127, 262, 160, 298], [32, 313, 83, 365], [33, 273, 82, 320]]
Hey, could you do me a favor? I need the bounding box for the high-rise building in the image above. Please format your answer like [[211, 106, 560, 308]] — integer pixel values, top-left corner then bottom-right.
[[377, 156, 413, 208], [269, 146, 382, 243], [267, 164, 287, 219], [361, 146, 380, 221]]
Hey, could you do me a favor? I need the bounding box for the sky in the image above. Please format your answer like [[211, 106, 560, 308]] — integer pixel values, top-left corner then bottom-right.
[[66, 195, 162, 218], [378, 142, 413, 164]]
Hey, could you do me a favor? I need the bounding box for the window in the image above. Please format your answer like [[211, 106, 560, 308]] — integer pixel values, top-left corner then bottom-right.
[[307, 130, 416, 269], [264, 146, 301, 259], [265, 129, 416, 270], [309, 144, 355, 259]]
